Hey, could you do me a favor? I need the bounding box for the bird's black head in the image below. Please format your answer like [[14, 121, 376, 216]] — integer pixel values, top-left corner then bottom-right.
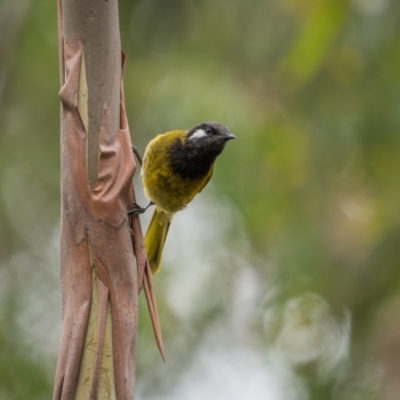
[[187, 122, 236, 148], [167, 121, 235, 180]]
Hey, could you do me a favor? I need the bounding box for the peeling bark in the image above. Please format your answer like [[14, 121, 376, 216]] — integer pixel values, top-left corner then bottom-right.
[[54, 1, 139, 398], [54, 2, 164, 398]]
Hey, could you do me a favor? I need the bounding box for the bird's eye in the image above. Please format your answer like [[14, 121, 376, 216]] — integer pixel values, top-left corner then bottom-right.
[[206, 128, 212, 134]]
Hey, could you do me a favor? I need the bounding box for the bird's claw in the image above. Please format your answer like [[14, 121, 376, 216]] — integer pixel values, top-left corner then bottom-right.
[[127, 201, 154, 215]]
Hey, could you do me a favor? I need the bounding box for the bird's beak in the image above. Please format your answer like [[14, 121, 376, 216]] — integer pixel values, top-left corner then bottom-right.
[[222, 133, 236, 141]]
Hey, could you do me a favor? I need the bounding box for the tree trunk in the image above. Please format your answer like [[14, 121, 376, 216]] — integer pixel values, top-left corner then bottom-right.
[[53, 1, 141, 398]]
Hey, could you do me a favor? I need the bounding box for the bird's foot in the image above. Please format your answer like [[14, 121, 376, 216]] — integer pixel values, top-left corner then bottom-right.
[[128, 201, 154, 215]]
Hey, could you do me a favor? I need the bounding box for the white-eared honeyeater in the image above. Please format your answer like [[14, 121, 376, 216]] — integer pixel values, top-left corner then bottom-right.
[[131, 122, 235, 274]]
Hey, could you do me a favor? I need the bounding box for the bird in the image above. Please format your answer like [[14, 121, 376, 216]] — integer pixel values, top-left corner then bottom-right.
[[131, 121, 235, 274]]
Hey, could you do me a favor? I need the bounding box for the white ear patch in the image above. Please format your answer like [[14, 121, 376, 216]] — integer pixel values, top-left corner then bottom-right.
[[189, 128, 207, 140]]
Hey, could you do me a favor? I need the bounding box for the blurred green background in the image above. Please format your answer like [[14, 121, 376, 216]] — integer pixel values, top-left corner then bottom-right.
[[1, 0, 400, 399]]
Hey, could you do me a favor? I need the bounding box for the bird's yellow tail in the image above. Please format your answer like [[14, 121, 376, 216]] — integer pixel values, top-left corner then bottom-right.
[[144, 208, 171, 274]]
